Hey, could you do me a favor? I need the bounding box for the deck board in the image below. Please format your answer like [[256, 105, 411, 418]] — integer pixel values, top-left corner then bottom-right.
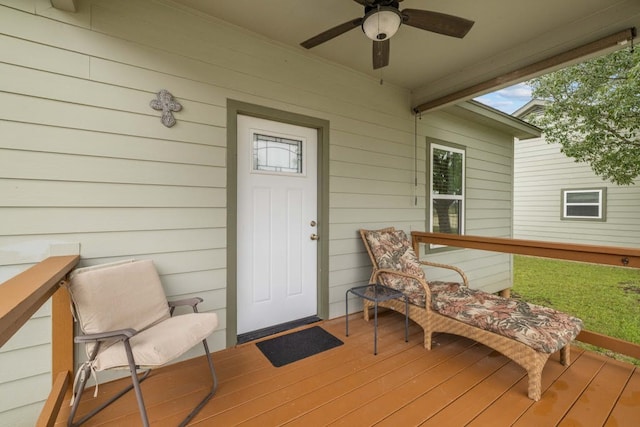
[[55, 312, 639, 427], [559, 358, 635, 426], [292, 335, 472, 426], [513, 351, 607, 427], [466, 349, 581, 426], [604, 369, 640, 426], [422, 361, 526, 426], [383, 346, 500, 423]]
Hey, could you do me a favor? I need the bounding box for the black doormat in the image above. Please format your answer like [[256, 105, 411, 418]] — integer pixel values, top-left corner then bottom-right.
[[256, 326, 343, 367]]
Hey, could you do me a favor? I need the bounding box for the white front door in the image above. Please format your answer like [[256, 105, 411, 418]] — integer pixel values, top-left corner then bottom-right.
[[237, 115, 318, 334]]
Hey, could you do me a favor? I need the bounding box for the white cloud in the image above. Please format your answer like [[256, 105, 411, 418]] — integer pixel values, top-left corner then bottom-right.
[[498, 84, 532, 98], [474, 83, 532, 114]]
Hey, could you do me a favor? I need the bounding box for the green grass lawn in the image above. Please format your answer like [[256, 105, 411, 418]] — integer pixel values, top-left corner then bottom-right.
[[512, 255, 640, 362]]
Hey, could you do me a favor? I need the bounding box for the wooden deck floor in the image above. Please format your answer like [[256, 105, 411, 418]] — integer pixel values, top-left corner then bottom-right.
[[56, 313, 639, 426]]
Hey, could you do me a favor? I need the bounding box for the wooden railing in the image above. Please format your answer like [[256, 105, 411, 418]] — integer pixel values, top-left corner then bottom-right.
[[411, 232, 640, 268], [412, 231, 640, 359], [0, 255, 80, 427]]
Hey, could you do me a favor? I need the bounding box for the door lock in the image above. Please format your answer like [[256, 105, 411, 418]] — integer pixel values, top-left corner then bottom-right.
[[310, 233, 319, 241]]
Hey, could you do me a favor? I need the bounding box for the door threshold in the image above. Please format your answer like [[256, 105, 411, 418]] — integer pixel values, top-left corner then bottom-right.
[[237, 316, 321, 344]]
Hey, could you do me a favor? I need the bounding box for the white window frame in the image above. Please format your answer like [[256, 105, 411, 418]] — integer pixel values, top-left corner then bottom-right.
[[429, 142, 465, 239], [561, 188, 606, 221]]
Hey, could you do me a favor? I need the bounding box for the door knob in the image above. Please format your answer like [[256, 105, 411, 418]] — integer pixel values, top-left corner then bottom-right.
[[310, 233, 319, 241]]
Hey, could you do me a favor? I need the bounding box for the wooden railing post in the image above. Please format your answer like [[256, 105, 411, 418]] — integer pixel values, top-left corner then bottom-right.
[[0, 255, 80, 426], [52, 286, 74, 392]]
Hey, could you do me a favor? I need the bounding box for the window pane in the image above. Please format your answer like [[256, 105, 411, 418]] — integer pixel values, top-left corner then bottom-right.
[[432, 148, 463, 196], [566, 191, 599, 204], [567, 205, 599, 217], [253, 134, 302, 173], [432, 199, 461, 234]]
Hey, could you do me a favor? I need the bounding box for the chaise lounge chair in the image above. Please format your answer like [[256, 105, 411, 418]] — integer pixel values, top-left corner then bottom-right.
[[359, 227, 583, 401]]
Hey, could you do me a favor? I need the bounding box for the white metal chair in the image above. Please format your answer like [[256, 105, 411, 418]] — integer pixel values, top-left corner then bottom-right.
[[64, 259, 218, 427]]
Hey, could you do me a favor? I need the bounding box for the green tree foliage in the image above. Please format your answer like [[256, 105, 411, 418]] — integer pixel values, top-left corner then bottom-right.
[[528, 47, 640, 185]]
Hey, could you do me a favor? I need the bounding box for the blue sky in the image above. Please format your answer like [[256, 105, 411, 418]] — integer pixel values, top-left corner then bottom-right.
[[474, 82, 532, 114]]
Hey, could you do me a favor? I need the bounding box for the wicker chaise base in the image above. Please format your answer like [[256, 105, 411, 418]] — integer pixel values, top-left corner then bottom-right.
[[362, 298, 570, 401]]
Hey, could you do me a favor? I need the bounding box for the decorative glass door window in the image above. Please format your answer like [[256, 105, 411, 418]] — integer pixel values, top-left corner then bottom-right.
[[252, 133, 303, 175]]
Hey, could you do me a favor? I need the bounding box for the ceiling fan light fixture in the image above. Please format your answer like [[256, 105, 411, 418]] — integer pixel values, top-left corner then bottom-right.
[[362, 6, 402, 41]]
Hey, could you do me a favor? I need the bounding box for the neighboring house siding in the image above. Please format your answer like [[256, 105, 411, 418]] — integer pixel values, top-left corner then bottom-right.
[[514, 136, 640, 248], [0, 1, 519, 423]]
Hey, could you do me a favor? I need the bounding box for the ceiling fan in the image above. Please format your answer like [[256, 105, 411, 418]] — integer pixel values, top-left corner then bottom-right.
[[300, 0, 474, 69]]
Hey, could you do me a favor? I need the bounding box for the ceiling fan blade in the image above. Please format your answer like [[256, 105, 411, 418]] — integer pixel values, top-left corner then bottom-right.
[[352, 0, 404, 5], [301, 18, 363, 49], [401, 9, 474, 38], [372, 39, 390, 69]]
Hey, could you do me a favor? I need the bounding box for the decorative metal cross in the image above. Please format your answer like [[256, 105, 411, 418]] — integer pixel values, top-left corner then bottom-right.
[[150, 89, 182, 127]]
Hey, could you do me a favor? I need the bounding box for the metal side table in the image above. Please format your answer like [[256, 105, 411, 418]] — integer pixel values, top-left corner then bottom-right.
[[345, 284, 408, 355]]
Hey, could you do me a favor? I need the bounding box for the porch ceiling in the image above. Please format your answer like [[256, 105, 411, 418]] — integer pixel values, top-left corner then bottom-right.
[[170, 0, 640, 111]]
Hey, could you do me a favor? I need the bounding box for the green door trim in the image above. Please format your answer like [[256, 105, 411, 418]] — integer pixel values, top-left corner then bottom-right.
[[226, 100, 330, 347]]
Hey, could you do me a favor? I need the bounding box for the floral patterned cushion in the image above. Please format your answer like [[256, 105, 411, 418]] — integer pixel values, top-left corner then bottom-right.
[[364, 229, 429, 306], [431, 285, 583, 353]]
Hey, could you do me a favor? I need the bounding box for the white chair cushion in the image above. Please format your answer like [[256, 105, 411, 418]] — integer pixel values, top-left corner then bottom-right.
[[93, 312, 219, 371], [68, 259, 171, 336]]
